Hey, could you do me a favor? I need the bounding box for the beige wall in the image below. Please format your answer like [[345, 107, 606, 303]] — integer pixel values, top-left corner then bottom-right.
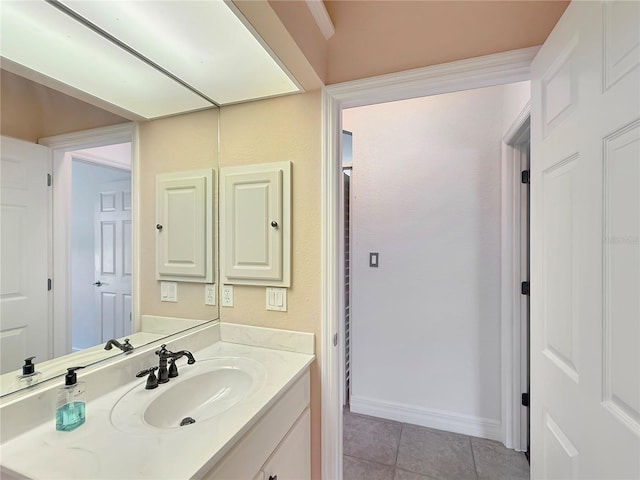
[[137, 108, 220, 321], [219, 90, 322, 480], [0, 70, 128, 142]]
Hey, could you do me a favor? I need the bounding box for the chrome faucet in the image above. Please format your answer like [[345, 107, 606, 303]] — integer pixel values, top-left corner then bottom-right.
[[155, 344, 196, 384], [104, 338, 134, 353]]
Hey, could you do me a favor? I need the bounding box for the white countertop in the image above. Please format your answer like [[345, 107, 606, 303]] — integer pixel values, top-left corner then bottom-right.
[[0, 340, 314, 479]]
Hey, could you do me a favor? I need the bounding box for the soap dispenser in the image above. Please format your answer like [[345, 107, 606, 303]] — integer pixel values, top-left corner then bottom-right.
[[55, 366, 86, 432], [15, 356, 42, 388]]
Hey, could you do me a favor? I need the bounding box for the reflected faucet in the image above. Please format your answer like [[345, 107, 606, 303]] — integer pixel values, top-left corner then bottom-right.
[[104, 338, 134, 353], [155, 344, 196, 384]]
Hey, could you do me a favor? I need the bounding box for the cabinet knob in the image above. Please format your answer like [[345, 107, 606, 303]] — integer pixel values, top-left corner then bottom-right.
[[156, 224, 163, 231], [270, 221, 278, 228]]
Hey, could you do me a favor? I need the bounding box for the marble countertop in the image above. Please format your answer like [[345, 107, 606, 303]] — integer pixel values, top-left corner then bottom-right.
[[0, 340, 314, 479]]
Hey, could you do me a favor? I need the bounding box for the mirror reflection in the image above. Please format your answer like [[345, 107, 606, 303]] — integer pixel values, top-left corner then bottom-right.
[[0, 69, 220, 397]]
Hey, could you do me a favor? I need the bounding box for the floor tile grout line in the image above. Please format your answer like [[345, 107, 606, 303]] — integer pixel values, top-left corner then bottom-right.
[[469, 437, 479, 480], [395, 422, 404, 466], [343, 453, 396, 470]]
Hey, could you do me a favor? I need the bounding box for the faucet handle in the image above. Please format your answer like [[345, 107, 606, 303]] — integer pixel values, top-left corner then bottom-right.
[[122, 338, 134, 353], [136, 366, 159, 389], [155, 344, 169, 356]]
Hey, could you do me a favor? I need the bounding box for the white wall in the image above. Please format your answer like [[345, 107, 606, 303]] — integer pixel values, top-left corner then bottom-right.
[[343, 84, 523, 439], [502, 81, 531, 132], [71, 161, 130, 350]]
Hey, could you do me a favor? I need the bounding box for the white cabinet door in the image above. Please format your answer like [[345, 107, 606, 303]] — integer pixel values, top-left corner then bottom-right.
[[0, 136, 50, 373], [156, 169, 213, 282], [530, 1, 639, 478], [261, 408, 311, 480], [221, 162, 290, 286]]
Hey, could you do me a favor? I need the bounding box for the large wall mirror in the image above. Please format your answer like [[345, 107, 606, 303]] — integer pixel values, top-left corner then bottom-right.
[[0, 0, 301, 398], [0, 71, 220, 397]]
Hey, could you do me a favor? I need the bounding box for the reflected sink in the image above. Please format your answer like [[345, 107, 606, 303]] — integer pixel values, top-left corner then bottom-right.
[[110, 357, 267, 433]]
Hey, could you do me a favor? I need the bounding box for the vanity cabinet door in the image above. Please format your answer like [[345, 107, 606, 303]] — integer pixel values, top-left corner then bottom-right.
[[156, 169, 213, 282], [260, 408, 310, 480], [220, 161, 290, 286]]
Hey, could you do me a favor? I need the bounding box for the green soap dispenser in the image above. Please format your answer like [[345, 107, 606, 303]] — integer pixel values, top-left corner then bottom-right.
[[55, 367, 86, 432]]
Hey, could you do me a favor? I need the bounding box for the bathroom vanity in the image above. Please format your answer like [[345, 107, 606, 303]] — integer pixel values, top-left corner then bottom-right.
[[0, 321, 314, 479]]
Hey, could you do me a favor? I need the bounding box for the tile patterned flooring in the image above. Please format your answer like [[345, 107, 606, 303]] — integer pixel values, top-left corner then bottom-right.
[[343, 409, 529, 480]]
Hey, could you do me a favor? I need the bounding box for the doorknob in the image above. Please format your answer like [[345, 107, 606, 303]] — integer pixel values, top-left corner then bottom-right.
[[93, 281, 107, 287]]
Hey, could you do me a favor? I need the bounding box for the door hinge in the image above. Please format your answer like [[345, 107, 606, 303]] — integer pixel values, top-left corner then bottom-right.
[[521, 281, 530, 296], [47, 278, 52, 291], [521, 170, 530, 184], [47, 173, 52, 187], [333, 333, 338, 347], [522, 393, 530, 407]]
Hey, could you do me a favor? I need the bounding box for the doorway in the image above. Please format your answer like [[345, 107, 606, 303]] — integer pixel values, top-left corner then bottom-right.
[[319, 48, 541, 478], [39, 123, 136, 358], [69, 149, 132, 352]]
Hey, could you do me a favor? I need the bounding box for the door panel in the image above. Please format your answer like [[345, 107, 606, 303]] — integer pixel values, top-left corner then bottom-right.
[[95, 180, 131, 344], [0, 136, 49, 373], [531, 1, 639, 478]]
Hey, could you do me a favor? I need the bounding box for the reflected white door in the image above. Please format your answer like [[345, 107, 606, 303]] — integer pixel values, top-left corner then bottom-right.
[[530, 1, 639, 478], [94, 180, 132, 342], [0, 136, 50, 373]]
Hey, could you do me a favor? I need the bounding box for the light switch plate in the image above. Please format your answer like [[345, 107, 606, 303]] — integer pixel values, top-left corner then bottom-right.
[[266, 287, 287, 312], [205, 284, 216, 305], [222, 284, 234, 307], [161, 281, 177, 302]]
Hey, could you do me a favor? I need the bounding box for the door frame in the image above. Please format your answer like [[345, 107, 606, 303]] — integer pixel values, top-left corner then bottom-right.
[[501, 105, 531, 451], [320, 46, 539, 479], [39, 123, 138, 357]]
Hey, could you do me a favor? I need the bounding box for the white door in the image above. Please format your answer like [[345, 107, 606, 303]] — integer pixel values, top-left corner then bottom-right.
[[94, 180, 132, 342], [0, 136, 50, 373], [530, 1, 639, 478]]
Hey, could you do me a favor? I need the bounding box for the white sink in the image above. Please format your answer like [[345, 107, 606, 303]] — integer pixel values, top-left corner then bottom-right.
[[110, 357, 267, 433]]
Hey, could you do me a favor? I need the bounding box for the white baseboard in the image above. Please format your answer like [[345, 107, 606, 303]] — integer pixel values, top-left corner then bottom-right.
[[350, 395, 502, 442]]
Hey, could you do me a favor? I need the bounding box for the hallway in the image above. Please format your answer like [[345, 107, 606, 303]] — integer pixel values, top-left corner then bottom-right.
[[343, 409, 529, 480]]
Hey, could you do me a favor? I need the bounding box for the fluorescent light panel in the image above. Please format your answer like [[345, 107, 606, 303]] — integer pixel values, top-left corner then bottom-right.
[[1, 1, 212, 119], [1, 1, 301, 119], [61, 0, 300, 105]]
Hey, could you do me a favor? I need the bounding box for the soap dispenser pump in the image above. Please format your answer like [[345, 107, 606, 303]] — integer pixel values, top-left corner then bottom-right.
[[55, 366, 86, 432], [15, 356, 42, 388]]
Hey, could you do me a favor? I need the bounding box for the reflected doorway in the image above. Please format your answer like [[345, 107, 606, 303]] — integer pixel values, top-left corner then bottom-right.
[[68, 143, 132, 352]]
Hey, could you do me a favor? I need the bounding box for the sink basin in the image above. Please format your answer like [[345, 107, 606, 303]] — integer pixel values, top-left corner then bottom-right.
[[110, 357, 267, 433]]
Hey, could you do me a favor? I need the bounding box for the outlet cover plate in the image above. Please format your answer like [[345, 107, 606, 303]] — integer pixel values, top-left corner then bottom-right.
[[222, 284, 234, 307], [205, 284, 216, 305], [161, 281, 177, 302], [266, 287, 287, 311]]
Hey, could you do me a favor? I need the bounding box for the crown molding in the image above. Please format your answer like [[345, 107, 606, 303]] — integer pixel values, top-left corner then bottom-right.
[[305, 0, 335, 40]]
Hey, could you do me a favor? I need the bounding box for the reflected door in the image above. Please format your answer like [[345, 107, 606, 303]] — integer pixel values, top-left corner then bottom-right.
[[94, 180, 132, 343], [0, 136, 50, 373]]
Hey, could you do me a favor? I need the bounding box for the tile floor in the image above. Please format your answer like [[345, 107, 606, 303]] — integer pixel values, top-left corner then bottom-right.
[[343, 409, 529, 480]]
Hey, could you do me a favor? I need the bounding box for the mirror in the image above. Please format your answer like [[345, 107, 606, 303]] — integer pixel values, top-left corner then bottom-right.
[[0, 69, 220, 397]]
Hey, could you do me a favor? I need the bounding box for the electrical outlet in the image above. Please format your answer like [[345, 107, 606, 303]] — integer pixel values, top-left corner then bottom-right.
[[205, 284, 216, 305], [222, 284, 234, 307]]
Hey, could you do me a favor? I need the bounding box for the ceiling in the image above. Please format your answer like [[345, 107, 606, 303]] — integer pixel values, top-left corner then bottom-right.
[[0, 0, 301, 120], [264, 0, 570, 86]]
